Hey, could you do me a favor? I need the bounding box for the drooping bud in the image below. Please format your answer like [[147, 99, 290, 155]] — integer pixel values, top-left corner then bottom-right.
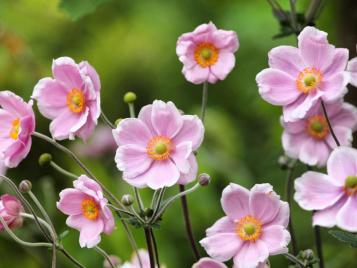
[[38, 153, 52, 167], [198, 173, 211, 186], [19, 180, 32, 193], [121, 194, 134, 206], [123, 92, 137, 103]]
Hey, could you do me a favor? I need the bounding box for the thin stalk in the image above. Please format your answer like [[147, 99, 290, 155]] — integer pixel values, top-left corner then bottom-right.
[[0, 216, 52, 248], [200, 82, 208, 123], [284, 253, 306, 268], [58, 247, 86, 268], [133, 187, 145, 213], [144, 227, 155, 268], [321, 100, 340, 146], [150, 188, 165, 224], [50, 161, 78, 180], [107, 204, 135, 217], [289, 0, 298, 33], [283, 162, 298, 255], [129, 205, 146, 224], [100, 112, 116, 129], [150, 229, 160, 268], [178, 185, 200, 260], [51, 244, 57, 268], [95, 246, 115, 268], [128, 103, 136, 118], [313, 225, 325, 268], [305, 0, 322, 24]]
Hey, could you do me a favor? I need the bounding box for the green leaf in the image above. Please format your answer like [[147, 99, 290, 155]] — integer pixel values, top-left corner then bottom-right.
[[329, 230, 357, 248], [59, 0, 112, 20]]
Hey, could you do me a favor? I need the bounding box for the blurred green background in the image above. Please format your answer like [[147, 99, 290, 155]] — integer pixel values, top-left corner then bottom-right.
[[0, 0, 356, 267]]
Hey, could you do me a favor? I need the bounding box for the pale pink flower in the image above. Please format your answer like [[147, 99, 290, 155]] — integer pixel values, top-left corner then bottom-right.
[[0, 91, 35, 168], [103, 255, 121, 268], [282, 100, 357, 167], [57, 175, 115, 248], [121, 249, 156, 268], [32, 57, 101, 140], [347, 47, 357, 87], [256, 26, 349, 122], [200, 183, 290, 268], [295, 146, 357, 232], [192, 258, 227, 268], [176, 22, 239, 84], [113, 100, 204, 190], [0, 194, 24, 231]]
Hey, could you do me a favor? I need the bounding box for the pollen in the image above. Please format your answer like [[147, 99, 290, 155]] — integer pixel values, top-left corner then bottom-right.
[[306, 115, 329, 139], [236, 215, 262, 241], [67, 88, 85, 113], [147, 136, 173, 161], [81, 198, 99, 220], [194, 42, 219, 68], [9, 118, 21, 140], [296, 67, 323, 94]]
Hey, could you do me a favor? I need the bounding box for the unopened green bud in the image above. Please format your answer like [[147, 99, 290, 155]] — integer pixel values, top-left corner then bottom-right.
[[121, 194, 134, 206], [19, 180, 32, 193], [199, 173, 211, 186], [39, 153, 52, 167], [123, 92, 137, 103]]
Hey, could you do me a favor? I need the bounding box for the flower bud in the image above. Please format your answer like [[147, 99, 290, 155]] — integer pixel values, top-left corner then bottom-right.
[[301, 249, 315, 260], [278, 155, 289, 170], [103, 255, 121, 268], [121, 194, 134, 206], [123, 92, 137, 103], [19, 180, 32, 193], [38, 153, 52, 167], [198, 173, 211, 186]]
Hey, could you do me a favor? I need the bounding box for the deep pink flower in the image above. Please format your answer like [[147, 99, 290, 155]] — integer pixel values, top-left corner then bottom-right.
[[113, 100, 204, 190], [176, 22, 239, 84], [295, 147, 357, 232], [192, 258, 227, 268], [200, 183, 290, 268], [0, 91, 35, 168], [0, 194, 24, 231], [256, 26, 349, 122], [32, 57, 101, 140], [282, 100, 357, 167], [57, 175, 115, 248]]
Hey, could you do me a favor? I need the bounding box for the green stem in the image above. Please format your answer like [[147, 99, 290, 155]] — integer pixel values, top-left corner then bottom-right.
[[58, 247, 86, 268], [305, 0, 322, 24], [150, 188, 165, 224], [150, 229, 160, 268], [95, 246, 115, 268], [144, 227, 155, 268], [200, 82, 208, 123], [50, 161, 78, 180], [284, 253, 306, 268], [289, 0, 298, 33], [100, 112, 116, 129], [313, 224, 325, 268]]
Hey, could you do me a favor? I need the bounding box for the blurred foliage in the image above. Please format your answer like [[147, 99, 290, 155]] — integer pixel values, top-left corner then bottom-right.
[[329, 230, 357, 248], [0, 0, 356, 267]]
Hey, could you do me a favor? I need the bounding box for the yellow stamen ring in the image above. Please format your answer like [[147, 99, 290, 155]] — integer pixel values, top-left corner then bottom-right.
[[296, 67, 323, 94], [81, 198, 100, 220], [236, 215, 262, 241], [147, 136, 173, 161], [9, 118, 21, 140], [67, 88, 85, 113], [306, 115, 329, 140], [194, 42, 219, 68]]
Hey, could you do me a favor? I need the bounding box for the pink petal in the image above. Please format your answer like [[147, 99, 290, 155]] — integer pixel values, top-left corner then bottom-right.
[[319, 74, 348, 102], [282, 131, 308, 160], [57, 189, 86, 215], [206, 216, 236, 236], [173, 115, 204, 151], [52, 57, 84, 89], [200, 233, 243, 262], [294, 171, 343, 210], [260, 225, 290, 255], [347, 57, 357, 87], [170, 142, 192, 174], [183, 64, 210, 84], [266, 201, 290, 228], [268, 46, 304, 77], [133, 160, 180, 190], [313, 196, 347, 228], [192, 258, 228, 268], [336, 195, 357, 232], [330, 103, 357, 130], [327, 146, 357, 186], [233, 240, 269, 268], [138, 104, 155, 134], [249, 183, 281, 224], [151, 101, 183, 138], [210, 52, 236, 81], [32, 78, 68, 118], [73, 175, 102, 200], [212, 29, 239, 51], [256, 68, 299, 105], [221, 183, 250, 221], [299, 137, 330, 167], [101, 206, 115, 234], [0, 91, 34, 118], [322, 48, 349, 78], [79, 61, 101, 92], [280, 115, 306, 134], [178, 153, 198, 185], [113, 118, 152, 147], [4, 137, 32, 168], [325, 126, 352, 149], [115, 144, 153, 179], [79, 219, 104, 248]]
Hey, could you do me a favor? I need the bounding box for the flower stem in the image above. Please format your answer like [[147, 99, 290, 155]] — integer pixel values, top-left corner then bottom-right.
[[200, 82, 208, 123], [305, 0, 322, 24], [144, 227, 155, 268], [283, 161, 298, 255], [179, 185, 200, 261], [50, 161, 78, 180], [320, 100, 340, 146], [100, 112, 116, 129], [58, 247, 85, 268], [150, 229, 160, 268], [95, 246, 115, 268], [313, 224, 325, 268], [284, 253, 306, 268], [289, 0, 298, 33]]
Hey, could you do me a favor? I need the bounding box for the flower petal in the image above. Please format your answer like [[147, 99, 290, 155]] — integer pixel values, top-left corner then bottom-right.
[[347, 57, 357, 87], [183, 64, 210, 84], [221, 183, 250, 221], [322, 48, 349, 78], [206, 216, 236, 236], [170, 141, 192, 174], [57, 189, 87, 215], [192, 258, 228, 268], [336, 195, 357, 232], [313, 196, 347, 228], [299, 137, 330, 167], [260, 225, 290, 255], [266, 201, 290, 228], [173, 115, 204, 151], [268, 46, 304, 77], [52, 57, 84, 89], [232, 240, 269, 268], [210, 52, 236, 81], [113, 118, 152, 147]]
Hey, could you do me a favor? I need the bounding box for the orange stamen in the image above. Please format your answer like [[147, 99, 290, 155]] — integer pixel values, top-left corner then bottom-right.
[[306, 115, 329, 139], [81, 198, 99, 220], [67, 88, 85, 113], [236, 215, 262, 241], [296, 67, 323, 94], [194, 42, 219, 68], [9, 118, 21, 140], [147, 136, 173, 161]]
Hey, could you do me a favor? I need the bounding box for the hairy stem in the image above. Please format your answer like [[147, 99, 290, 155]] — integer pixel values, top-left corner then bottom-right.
[[321, 100, 340, 146], [284, 253, 306, 268], [150, 229, 160, 268]]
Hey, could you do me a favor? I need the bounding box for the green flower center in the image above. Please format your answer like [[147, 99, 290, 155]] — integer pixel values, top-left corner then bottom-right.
[[304, 75, 316, 87], [200, 48, 212, 60], [154, 142, 168, 155], [345, 176, 357, 189], [243, 223, 256, 235], [310, 121, 324, 133]]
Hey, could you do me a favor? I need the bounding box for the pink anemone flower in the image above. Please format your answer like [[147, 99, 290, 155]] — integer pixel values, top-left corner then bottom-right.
[[32, 57, 101, 140], [200, 183, 290, 268], [113, 100, 204, 190], [0, 194, 24, 231], [176, 22, 239, 84], [256, 26, 349, 122], [282, 100, 357, 167], [0, 91, 35, 168], [57, 175, 115, 248], [295, 146, 357, 232]]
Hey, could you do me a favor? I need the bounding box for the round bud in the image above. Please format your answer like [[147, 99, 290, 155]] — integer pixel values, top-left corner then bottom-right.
[[121, 194, 134, 206], [198, 173, 211, 186], [103, 255, 121, 268], [278, 155, 289, 170], [39, 153, 52, 167], [301, 249, 314, 260], [144, 208, 154, 217], [123, 92, 137, 103], [114, 118, 123, 127], [19, 180, 32, 193]]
